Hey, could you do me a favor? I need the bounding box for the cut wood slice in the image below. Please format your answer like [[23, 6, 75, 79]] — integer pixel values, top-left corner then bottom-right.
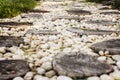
[[0, 22, 33, 28], [66, 27, 119, 35], [0, 36, 24, 47], [26, 29, 60, 35], [91, 39, 120, 55], [66, 8, 91, 15], [52, 15, 80, 21], [0, 60, 30, 80], [53, 52, 112, 77]]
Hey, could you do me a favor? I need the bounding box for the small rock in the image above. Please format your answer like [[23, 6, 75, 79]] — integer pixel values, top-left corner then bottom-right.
[[112, 55, 120, 61], [87, 76, 100, 80], [97, 56, 107, 62], [13, 77, 24, 80], [34, 75, 49, 80], [36, 67, 46, 75], [45, 70, 56, 78], [24, 72, 34, 80], [100, 74, 114, 80], [41, 62, 52, 70], [99, 51, 105, 56], [110, 71, 120, 80], [57, 76, 72, 80], [116, 61, 120, 68], [0, 47, 6, 53]]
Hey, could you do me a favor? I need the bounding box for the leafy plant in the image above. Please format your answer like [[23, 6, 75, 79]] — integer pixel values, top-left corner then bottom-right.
[[0, 0, 37, 18]]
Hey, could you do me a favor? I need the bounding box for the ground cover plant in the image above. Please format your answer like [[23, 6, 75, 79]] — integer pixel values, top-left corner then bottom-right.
[[0, 0, 37, 18]]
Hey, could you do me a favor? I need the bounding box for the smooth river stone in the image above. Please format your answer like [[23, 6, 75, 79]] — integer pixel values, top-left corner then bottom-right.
[[0, 60, 30, 80], [66, 27, 118, 35], [66, 8, 91, 15], [0, 22, 33, 27], [26, 29, 60, 35], [91, 39, 120, 55], [53, 52, 113, 77], [52, 15, 80, 21], [85, 20, 116, 26], [0, 36, 24, 47]]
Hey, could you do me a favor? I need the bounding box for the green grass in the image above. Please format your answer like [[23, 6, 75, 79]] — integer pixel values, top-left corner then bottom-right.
[[0, 0, 37, 18], [85, 0, 120, 9]]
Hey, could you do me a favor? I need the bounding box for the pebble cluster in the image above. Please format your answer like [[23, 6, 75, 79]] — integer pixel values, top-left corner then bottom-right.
[[0, 0, 120, 80]]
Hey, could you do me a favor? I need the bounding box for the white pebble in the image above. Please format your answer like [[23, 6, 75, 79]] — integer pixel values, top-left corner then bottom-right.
[[13, 77, 24, 80], [100, 74, 114, 80], [110, 71, 120, 80], [97, 56, 106, 62], [87, 76, 100, 80], [24, 72, 34, 80], [57, 76, 72, 80], [0, 47, 6, 53], [112, 55, 120, 61], [49, 35, 57, 41], [34, 75, 49, 80], [99, 51, 104, 55], [41, 62, 52, 70], [45, 70, 56, 78], [41, 44, 49, 49], [116, 61, 120, 68], [36, 67, 46, 75]]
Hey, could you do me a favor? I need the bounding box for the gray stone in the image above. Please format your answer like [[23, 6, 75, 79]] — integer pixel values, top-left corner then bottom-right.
[[91, 39, 120, 55], [53, 52, 113, 77], [0, 36, 24, 47], [26, 29, 60, 35], [66, 8, 91, 15], [0, 60, 30, 80], [85, 20, 117, 26], [21, 13, 42, 18], [30, 9, 50, 13], [100, 10, 120, 15], [66, 27, 118, 35], [52, 16, 80, 21], [0, 22, 33, 27]]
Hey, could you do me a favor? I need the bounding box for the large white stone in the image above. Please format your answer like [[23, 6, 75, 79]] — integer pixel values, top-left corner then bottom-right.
[[36, 67, 46, 75], [100, 74, 114, 80], [0, 47, 6, 53], [97, 56, 106, 62], [24, 72, 34, 80], [112, 55, 120, 61], [57, 76, 72, 80], [45, 70, 56, 78], [110, 71, 120, 80], [87, 76, 100, 80], [41, 62, 52, 70], [13, 77, 24, 80]]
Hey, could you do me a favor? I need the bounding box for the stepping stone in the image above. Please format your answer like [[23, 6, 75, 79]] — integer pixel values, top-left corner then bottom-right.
[[66, 8, 91, 15], [26, 29, 60, 35], [0, 60, 30, 80], [21, 13, 42, 18], [0, 36, 24, 47], [0, 22, 33, 28], [30, 9, 50, 13], [53, 52, 112, 77], [91, 39, 120, 55], [99, 6, 111, 10], [52, 15, 80, 21], [100, 10, 120, 15], [85, 20, 116, 26], [67, 27, 119, 35]]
